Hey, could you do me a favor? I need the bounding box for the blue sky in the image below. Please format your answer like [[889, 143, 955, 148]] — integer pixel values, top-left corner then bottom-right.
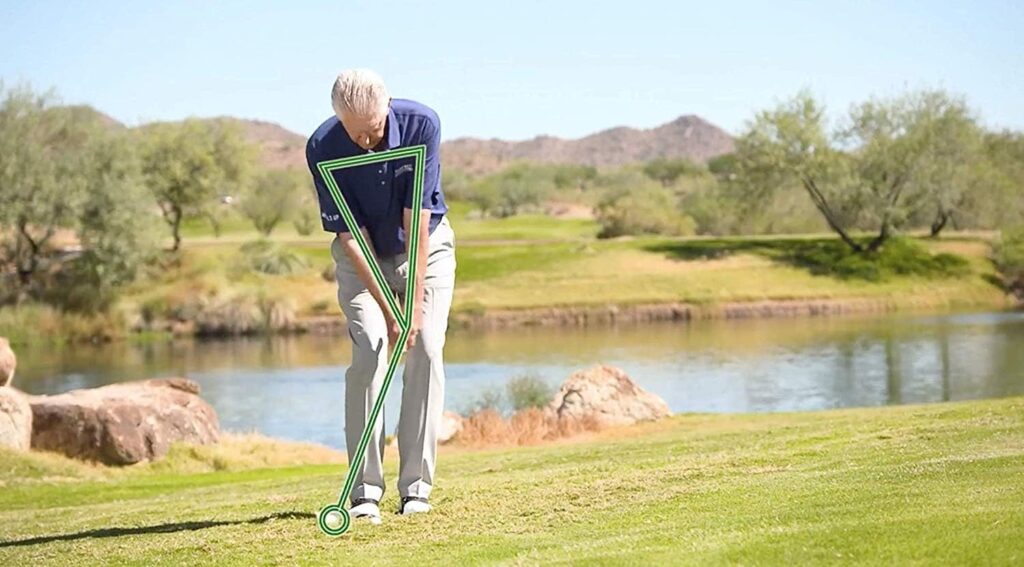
[[1, 1, 1021, 141]]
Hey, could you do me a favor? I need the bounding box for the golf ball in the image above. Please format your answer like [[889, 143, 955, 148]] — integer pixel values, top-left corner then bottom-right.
[[325, 510, 343, 530]]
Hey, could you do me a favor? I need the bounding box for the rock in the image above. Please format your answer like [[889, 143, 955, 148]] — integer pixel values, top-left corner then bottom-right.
[[29, 378, 220, 465], [0, 387, 32, 451], [438, 410, 464, 444], [549, 365, 670, 428], [0, 337, 15, 387]]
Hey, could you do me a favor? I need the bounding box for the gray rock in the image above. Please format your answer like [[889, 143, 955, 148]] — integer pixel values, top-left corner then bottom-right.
[[29, 378, 220, 465], [0, 337, 15, 388], [549, 365, 671, 428], [0, 387, 32, 451]]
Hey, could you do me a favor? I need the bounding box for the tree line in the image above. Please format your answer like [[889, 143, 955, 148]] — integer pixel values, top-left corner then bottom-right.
[[2, 83, 1022, 315], [450, 89, 1023, 252], [0, 83, 313, 311]]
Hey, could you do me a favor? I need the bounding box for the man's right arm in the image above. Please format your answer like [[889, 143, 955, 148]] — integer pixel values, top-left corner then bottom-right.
[[335, 230, 403, 347]]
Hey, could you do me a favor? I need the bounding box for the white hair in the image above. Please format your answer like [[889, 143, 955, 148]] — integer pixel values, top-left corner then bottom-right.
[[331, 69, 390, 118]]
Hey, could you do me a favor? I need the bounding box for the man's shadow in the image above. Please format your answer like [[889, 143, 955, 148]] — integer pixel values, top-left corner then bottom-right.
[[0, 511, 315, 548]]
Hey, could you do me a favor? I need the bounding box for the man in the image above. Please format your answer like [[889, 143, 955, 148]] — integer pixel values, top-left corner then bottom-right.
[[306, 69, 455, 524]]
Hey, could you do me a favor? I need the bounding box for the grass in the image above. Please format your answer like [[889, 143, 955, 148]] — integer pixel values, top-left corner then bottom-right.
[[1, 398, 1022, 565], [2, 209, 1014, 346]]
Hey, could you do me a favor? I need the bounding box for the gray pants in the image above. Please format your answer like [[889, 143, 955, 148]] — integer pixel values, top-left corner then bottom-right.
[[330, 216, 456, 502]]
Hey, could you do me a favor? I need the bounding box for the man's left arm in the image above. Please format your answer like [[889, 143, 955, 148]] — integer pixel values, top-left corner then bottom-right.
[[403, 207, 431, 350], [402, 117, 441, 350]]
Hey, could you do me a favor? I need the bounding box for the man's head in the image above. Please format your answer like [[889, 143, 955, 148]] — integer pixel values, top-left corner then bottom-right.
[[331, 69, 391, 151]]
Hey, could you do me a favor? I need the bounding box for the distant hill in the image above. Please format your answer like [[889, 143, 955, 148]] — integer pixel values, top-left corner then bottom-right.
[[441, 115, 735, 175], [72, 106, 734, 175], [207, 117, 307, 171]]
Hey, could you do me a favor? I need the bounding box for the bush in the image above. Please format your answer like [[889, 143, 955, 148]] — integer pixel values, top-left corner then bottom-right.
[[464, 387, 504, 415], [995, 225, 1024, 296], [596, 176, 696, 238], [785, 237, 970, 282], [0, 304, 123, 345], [506, 374, 553, 412], [238, 240, 309, 275]]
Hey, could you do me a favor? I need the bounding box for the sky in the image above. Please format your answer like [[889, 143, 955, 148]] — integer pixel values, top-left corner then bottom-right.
[[1, 1, 1022, 141]]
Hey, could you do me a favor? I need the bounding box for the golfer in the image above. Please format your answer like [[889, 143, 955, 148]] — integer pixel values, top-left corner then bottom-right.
[[306, 69, 455, 524]]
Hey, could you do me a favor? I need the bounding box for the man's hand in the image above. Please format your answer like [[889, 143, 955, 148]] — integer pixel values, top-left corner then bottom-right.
[[386, 313, 403, 352], [404, 306, 422, 352]]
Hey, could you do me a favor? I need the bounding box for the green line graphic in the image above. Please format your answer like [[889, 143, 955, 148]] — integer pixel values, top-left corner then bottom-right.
[[315, 144, 427, 537]]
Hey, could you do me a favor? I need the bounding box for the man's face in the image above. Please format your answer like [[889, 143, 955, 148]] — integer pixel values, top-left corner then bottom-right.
[[339, 105, 388, 151]]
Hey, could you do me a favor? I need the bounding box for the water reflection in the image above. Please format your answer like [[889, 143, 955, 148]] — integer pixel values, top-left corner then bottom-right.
[[14, 310, 1024, 449]]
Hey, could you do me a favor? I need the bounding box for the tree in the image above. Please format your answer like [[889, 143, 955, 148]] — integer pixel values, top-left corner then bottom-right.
[[0, 83, 157, 309], [907, 97, 984, 236], [595, 171, 695, 238], [239, 168, 305, 237], [139, 119, 254, 251], [61, 128, 160, 311], [473, 164, 553, 217], [734, 89, 982, 252], [642, 158, 703, 186]]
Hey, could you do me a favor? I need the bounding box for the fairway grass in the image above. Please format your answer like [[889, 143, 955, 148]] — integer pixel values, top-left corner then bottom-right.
[[1, 397, 1022, 565]]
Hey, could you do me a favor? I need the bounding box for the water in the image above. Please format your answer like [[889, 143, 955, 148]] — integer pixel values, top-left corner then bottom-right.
[[14, 310, 1024, 449]]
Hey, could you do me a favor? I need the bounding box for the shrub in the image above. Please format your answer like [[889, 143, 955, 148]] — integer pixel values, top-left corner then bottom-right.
[[995, 225, 1024, 297], [506, 373, 553, 412], [785, 237, 970, 282], [239, 240, 309, 275], [596, 177, 696, 238], [463, 387, 504, 415]]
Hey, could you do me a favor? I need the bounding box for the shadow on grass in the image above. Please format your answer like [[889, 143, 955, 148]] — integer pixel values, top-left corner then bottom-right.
[[0, 511, 315, 548], [643, 236, 971, 282]]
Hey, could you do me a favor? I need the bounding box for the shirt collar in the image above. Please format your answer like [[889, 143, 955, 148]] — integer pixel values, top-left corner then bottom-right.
[[383, 103, 400, 150]]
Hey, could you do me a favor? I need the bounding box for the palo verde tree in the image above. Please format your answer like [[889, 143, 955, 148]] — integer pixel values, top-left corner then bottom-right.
[[139, 119, 254, 251], [0, 83, 158, 308], [239, 168, 307, 237], [735, 89, 983, 252]]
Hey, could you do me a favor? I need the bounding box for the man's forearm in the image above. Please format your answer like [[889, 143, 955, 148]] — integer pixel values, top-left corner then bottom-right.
[[337, 229, 400, 323], [404, 208, 431, 320]]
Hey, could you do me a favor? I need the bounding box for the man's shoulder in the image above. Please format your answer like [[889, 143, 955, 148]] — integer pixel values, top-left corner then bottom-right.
[[305, 116, 346, 163], [391, 98, 440, 129]]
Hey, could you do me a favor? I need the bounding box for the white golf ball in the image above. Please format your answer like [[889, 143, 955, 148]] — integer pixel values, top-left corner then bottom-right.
[[325, 510, 344, 530]]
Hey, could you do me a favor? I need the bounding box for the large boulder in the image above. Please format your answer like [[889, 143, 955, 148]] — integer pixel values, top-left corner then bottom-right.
[[0, 387, 32, 450], [29, 378, 220, 465], [549, 365, 671, 428], [0, 337, 15, 387]]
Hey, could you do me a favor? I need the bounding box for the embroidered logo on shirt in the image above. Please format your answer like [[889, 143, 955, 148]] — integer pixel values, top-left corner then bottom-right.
[[395, 164, 414, 176]]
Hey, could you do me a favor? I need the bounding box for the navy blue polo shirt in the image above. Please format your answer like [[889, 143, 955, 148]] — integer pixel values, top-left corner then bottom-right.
[[305, 98, 448, 258]]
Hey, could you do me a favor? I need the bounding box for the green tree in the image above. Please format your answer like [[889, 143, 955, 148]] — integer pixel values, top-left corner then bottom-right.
[[642, 158, 704, 186], [595, 171, 695, 238], [0, 85, 88, 297], [735, 89, 982, 252], [60, 129, 160, 311], [0, 83, 157, 309], [139, 119, 254, 251], [239, 168, 305, 237], [473, 164, 553, 217]]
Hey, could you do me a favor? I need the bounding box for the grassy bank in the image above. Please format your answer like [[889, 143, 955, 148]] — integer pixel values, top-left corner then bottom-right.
[[2, 208, 1015, 345], [1, 397, 1022, 565]]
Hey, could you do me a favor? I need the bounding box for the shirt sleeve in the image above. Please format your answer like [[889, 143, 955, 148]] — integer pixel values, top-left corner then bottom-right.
[[307, 144, 354, 234], [404, 118, 441, 210]]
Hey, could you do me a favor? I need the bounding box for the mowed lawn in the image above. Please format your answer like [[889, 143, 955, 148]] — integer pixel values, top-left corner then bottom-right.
[[1, 398, 1022, 565]]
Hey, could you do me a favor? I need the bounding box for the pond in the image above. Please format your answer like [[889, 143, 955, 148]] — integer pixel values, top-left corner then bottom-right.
[[14, 310, 1024, 449]]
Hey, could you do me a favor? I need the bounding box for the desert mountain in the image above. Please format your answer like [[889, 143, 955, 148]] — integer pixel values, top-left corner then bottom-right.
[[441, 115, 735, 175], [73, 107, 734, 175]]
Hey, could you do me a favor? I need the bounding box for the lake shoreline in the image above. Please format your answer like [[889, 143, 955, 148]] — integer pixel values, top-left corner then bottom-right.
[[293, 294, 1019, 334]]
